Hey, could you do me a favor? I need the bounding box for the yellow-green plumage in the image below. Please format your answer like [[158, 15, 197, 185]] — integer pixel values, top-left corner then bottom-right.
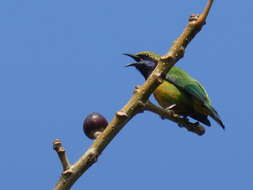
[[153, 81, 190, 114], [125, 51, 225, 128]]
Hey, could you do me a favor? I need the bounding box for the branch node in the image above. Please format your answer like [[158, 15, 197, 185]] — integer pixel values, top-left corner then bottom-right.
[[86, 148, 98, 164], [133, 85, 142, 94], [53, 139, 62, 151], [160, 55, 174, 62], [116, 110, 128, 118], [93, 131, 103, 139], [179, 46, 185, 57], [138, 100, 145, 107], [136, 100, 146, 113], [153, 73, 163, 84], [62, 168, 74, 177], [189, 14, 200, 23]]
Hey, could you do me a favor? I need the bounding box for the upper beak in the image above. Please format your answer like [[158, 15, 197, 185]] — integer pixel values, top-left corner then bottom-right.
[[123, 53, 141, 62]]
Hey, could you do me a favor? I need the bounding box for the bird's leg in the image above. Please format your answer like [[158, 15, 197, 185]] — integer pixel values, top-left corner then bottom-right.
[[165, 104, 177, 111], [160, 104, 177, 119], [178, 116, 199, 128]]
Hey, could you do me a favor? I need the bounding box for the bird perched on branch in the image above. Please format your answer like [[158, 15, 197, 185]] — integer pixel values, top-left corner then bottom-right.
[[125, 51, 225, 129]]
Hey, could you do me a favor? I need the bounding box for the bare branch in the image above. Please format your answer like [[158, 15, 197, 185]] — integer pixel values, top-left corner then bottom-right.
[[53, 1, 214, 189], [53, 139, 71, 171], [162, 0, 213, 61], [198, 0, 213, 25]]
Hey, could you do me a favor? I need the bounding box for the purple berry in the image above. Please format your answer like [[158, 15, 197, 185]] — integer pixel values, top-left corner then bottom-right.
[[83, 112, 108, 139]]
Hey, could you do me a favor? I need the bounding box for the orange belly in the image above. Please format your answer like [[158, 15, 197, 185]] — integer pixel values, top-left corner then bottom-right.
[[153, 81, 191, 114]]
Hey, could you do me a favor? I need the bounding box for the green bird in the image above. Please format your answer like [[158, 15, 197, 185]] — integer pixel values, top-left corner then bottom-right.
[[125, 51, 225, 129]]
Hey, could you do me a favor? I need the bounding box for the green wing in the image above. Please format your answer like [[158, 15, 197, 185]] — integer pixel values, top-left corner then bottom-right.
[[165, 66, 225, 129], [166, 66, 211, 105]]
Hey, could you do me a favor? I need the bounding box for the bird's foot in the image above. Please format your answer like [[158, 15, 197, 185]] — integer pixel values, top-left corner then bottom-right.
[[161, 104, 177, 119], [193, 121, 200, 127], [165, 104, 177, 111], [177, 116, 189, 128]]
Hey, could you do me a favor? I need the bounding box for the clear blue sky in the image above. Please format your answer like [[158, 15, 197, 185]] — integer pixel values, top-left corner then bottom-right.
[[0, 0, 252, 189]]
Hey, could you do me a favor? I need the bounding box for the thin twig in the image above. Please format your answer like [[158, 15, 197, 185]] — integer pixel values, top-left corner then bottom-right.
[[144, 101, 205, 136], [53, 139, 71, 171], [53, 1, 214, 189]]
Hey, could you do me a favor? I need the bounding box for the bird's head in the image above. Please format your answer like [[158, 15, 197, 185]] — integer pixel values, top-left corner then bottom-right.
[[124, 51, 160, 79]]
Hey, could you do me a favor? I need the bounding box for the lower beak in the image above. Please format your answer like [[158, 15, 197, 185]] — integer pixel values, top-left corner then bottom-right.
[[125, 63, 138, 67]]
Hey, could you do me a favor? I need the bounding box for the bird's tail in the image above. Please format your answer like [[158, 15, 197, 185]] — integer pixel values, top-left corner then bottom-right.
[[205, 104, 225, 129]]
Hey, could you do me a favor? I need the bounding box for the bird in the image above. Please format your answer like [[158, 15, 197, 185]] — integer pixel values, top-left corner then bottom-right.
[[124, 51, 225, 129]]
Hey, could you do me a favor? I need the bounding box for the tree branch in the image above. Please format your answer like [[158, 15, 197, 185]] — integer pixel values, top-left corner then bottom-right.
[[53, 1, 214, 189], [53, 139, 71, 172], [144, 101, 205, 136]]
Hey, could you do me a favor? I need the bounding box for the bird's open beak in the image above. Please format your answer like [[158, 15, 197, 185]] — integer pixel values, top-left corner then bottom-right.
[[125, 63, 138, 67], [123, 53, 141, 62]]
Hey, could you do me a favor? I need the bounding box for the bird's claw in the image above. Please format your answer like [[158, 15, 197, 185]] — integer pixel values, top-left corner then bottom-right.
[[165, 104, 177, 111], [193, 121, 200, 127], [166, 104, 177, 116], [160, 104, 177, 120]]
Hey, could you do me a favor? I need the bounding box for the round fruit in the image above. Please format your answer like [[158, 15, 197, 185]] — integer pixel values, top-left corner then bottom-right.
[[83, 112, 108, 139]]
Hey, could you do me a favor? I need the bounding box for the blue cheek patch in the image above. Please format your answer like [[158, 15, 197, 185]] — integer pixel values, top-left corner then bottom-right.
[[142, 59, 156, 67]]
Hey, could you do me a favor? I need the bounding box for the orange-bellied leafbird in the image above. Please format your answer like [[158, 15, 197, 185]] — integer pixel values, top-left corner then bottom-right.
[[125, 51, 225, 129]]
